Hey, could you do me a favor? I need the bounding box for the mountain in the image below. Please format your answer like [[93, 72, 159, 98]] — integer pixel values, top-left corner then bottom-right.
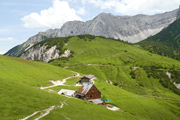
[[138, 16, 180, 59], [21, 35, 180, 92], [177, 5, 180, 19], [5, 8, 179, 57], [11, 35, 180, 119]]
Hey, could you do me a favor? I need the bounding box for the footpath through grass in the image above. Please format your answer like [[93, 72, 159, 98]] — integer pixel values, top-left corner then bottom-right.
[[1, 35, 180, 119], [69, 65, 180, 120], [45, 35, 180, 119], [0, 55, 136, 120]]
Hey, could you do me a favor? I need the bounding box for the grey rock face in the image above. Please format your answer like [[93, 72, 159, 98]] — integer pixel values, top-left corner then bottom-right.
[[5, 8, 179, 57], [49, 9, 178, 42], [20, 45, 71, 63], [177, 5, 180, 20]]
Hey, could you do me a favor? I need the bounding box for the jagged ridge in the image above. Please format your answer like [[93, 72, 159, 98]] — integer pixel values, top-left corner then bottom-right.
[[5, 8, 179, 57]]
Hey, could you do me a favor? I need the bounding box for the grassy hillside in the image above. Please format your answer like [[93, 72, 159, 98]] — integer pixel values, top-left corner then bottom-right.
[[0, 55, 136, 120], [0, 55, 72, 119], [0, 56, 73, 87], [137, 18, 180, 60], [44, 35, 180, 119], [1, 34, 180, 119]]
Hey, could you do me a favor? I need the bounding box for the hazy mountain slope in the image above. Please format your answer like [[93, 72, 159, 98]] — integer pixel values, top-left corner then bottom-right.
[[5, 8, 179, 57], [138, 18, 180, 59]]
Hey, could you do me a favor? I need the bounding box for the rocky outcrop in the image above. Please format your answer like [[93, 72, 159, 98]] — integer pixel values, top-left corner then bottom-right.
[[177, 5, 180, 20], [5, 8, 180, 57], [166, 72, 180, 90], [20, 45, 71, 63]]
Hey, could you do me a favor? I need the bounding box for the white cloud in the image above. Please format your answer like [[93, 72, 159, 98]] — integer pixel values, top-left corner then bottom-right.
[[76, 8, 86, 15], [82, 0, 180, 15], [0, 37, 14, 41], [21, 0, 82, 29], [0, 51, 5, 55]]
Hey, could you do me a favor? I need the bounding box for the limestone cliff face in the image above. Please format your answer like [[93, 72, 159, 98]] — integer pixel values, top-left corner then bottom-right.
[[24, 9, 178, 43], [5, 8, 179, 57], [177, 6, 180, 20], [20, 45, 71, 63]]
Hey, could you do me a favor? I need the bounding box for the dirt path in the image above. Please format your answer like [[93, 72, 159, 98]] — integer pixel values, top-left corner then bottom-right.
[[40, 72, 81, 90], [20, 71, 81, 120], [107, 106, 120, 111], [20, 111, 40, 120], [20, 100, 68, 120], [68, 63, 131, 68], [34, 106, 55, 120]]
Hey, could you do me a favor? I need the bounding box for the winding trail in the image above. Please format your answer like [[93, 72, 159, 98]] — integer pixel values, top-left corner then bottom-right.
[[20, 100, 67, 120], [40, 72, 81, 90], [34, 106, 55, 120], [20, 111, 40, 120], [20, 72, 82, 120], [107, 106, 120, 111]]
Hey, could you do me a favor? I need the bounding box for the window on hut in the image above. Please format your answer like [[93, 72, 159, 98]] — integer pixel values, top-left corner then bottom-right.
[[90, 95, 92, 98], [92, 89, 94, 92]]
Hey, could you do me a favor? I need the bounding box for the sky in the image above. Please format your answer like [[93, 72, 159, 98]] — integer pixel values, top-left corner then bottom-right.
[[0, 0, 180, 54]]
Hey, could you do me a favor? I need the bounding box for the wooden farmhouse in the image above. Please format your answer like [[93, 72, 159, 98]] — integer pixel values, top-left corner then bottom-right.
[[58, 89, 76, 97], [75, 74, 103, 104], [75, 83, 101, 100], [80, 74, 95, 84]]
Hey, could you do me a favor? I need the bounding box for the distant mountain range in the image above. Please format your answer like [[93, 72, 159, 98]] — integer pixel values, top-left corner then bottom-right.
[[5, 8, 179, 57], [138, 16, 180, 60]]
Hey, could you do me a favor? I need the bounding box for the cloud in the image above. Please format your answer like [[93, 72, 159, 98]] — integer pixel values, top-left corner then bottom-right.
[[0, 37, 14, 41], [76, 8, 86, 15], [82, 0, 180, 15], [21, 0, 82, 29], [0, 51, 5, 55]]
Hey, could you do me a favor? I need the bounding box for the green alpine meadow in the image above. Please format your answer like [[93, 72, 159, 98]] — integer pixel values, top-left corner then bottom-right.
[[1, 34, 180, 119], [1, 4, 180, 120]]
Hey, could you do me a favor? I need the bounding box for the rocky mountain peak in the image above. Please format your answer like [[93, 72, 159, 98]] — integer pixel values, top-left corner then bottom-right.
[[4, 7, 180, 57], [177, 5, 180, 19]]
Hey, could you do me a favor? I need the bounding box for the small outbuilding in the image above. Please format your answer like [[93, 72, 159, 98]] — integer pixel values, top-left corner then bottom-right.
[[87, 99, 103, 105], [58, 89, 76, 97]]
